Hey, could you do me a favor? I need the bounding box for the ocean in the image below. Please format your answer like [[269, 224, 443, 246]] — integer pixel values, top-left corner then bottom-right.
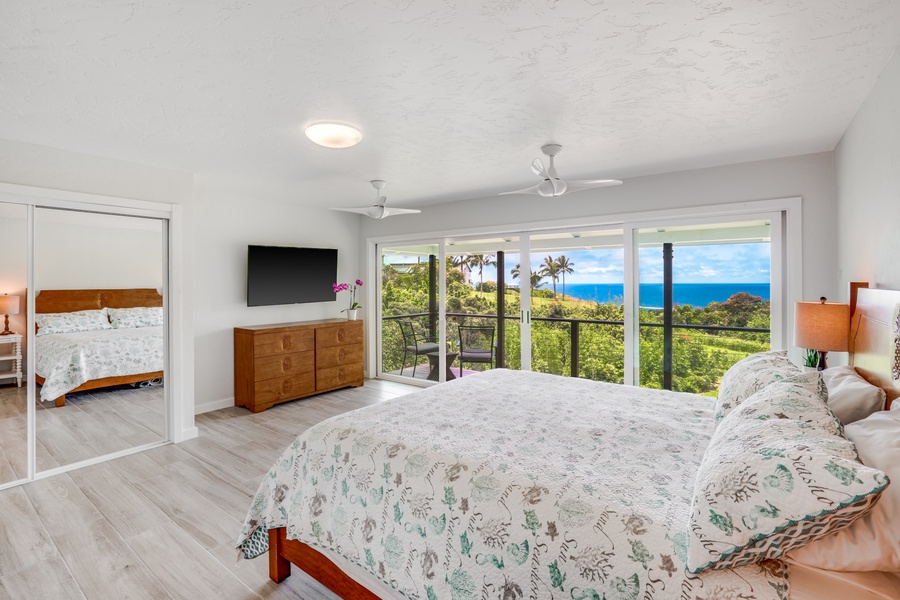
[[557, 282, 771, 308]]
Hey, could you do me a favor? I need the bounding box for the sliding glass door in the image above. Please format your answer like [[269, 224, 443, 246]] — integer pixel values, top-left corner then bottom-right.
[[635, 219, 774, 394], [380, 242, 441, 382], [375, 207, 788, 395], [525, 228, 626, 382]]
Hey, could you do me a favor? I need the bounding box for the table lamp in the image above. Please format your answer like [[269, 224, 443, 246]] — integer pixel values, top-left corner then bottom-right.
[[0, 294, 19, 336], [794, 297, 850, 371]]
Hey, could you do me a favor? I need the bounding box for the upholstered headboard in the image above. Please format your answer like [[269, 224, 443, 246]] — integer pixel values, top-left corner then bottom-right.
[[35, 289, 163, 313], [849, 286, 900, 409]]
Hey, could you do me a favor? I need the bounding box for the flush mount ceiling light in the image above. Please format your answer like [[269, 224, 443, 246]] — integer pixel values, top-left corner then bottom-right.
[[304, 122, 363, 148]]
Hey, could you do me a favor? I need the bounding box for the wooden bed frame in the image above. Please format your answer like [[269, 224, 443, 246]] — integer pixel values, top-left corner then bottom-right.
[[35, 288, 164, 407], [264, 284, 900, 597]]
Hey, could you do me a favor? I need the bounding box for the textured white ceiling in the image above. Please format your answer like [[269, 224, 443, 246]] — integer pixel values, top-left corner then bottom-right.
[[2, 1, 900, 209]]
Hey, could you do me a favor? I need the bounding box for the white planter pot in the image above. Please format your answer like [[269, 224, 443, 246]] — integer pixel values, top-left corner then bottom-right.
[[346, 309, 359, 321]]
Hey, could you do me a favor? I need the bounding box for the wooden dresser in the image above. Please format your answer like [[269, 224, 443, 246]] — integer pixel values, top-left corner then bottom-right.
[[234, 319, 363, 413]]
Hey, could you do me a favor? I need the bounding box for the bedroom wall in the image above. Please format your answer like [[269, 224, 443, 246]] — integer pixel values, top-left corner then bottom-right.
[[191, 175, 362, 414], [834, 51, 900, 294], [34, 211, 164, 291], [361, 152, 839, 303]]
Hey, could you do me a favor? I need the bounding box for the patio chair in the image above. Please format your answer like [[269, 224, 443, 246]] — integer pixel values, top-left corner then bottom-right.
[[457, 325, 495, 376], [398, 320, 440, 378]]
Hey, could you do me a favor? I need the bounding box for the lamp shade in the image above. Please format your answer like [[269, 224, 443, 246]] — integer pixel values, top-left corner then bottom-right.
[[0, 295, 19, 315], [794, 301, 850, 352]]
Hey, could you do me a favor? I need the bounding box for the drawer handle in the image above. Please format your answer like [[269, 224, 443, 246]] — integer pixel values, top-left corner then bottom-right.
[[337, 330, 346, 343], [338, 349, 346, 362], [281, 335, 293, 351], [282, 357, 292, 372], [282, 380, 292, 393], [338, 367, 346, 382]]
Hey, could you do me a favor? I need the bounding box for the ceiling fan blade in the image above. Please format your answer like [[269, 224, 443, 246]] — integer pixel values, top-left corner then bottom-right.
[[331, 205, 390, 218], [550, 178, 567, 197], [530, 158, 547, 177], [562, 179, 623, 193], [381, 207, 421, 217], [499, 183, 543, 196], [330, 207, 373, 215]]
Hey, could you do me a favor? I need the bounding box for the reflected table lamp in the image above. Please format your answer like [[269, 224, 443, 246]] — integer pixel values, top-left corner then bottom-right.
[[0, 294, 19, 336], [794, 297, 850, 370]]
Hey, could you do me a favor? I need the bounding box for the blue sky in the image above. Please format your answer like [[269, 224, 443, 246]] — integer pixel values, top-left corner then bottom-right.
[[474, 243, 771, 285]]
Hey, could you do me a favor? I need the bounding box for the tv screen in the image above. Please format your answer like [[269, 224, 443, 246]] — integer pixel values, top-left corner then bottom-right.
[[247, 245, 338, 307]]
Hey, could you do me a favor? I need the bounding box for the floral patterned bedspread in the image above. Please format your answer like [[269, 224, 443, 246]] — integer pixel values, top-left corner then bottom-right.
[[237, 369, 788, 600], [35, 326, 164, 402]]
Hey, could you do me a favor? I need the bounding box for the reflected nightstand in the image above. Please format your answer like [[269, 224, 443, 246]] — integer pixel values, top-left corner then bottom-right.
[[0, 333, 22, 387]]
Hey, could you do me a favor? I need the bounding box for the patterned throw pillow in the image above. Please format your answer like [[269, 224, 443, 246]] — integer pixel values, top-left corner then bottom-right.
[[687, 417, 889, 573], [108, 306, 163, 329], [714, 350, 799, 424], [35, 308, 112, 336], [726, 371, 844, 437]]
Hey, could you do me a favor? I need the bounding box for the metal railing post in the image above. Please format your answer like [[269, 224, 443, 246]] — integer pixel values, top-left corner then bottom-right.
[[663, 243, 673, 390], [428, 255, 437, 341], [570, 320, 579, 378]]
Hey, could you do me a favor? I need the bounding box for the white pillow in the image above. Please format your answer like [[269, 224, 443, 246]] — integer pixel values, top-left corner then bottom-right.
[[787, 408, 900, 571], [35, 308, 111, 336], [821, 366, 886, 425], [108, 306, 163, 329]]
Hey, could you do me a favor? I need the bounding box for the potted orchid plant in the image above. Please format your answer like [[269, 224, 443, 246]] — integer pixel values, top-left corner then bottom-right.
[[333, 279, 363, 320]]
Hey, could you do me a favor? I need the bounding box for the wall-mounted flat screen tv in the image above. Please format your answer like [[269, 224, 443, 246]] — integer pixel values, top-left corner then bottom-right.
[[247, 245, 338, 307]]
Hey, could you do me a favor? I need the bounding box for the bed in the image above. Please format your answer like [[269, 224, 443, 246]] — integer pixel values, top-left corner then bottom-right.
[[237, 286, 900, 599], [34, 289, 165, 407]]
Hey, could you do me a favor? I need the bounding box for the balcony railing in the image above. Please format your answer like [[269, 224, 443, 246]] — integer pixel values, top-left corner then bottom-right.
[[383, 311, 769, 387]]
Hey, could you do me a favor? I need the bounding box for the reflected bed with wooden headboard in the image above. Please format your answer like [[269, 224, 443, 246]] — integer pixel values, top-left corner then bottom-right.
[[237, 285, 900, 600], [34, 288, 164, 407]]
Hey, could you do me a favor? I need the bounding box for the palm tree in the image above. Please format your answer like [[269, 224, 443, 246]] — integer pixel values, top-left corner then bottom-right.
[[467, 254, 495, 295], [451, 255, 471, 282], [511, 263, 545, 292], [555, 255, 575, 300], [539, 255, 560, 296]]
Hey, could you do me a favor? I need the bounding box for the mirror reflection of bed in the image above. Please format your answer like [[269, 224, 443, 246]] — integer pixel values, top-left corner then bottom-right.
[[33, 207, 166, 471], [33, 289, 166, 469]]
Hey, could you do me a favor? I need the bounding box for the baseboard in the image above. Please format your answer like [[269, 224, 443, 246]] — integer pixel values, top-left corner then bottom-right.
[[177, 426, 199, 442], [194, 396, 235, 415]]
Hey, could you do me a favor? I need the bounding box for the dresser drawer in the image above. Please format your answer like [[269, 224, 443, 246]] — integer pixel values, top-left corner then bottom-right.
[[254, 330, 314, 357], [253, 372, 315, 405], [315, 323, 363, 349], [253, 350, 314, 381], [316, 363, 363, 390], [316, 344, 363, 369]]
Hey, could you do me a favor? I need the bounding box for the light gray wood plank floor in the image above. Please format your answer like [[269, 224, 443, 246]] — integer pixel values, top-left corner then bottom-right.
[[0, 381, 167, 482], [0, 378, 417, 599]]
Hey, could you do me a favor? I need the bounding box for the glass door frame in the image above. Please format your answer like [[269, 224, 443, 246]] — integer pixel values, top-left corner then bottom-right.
[[0, 183, 185, 491], [367, 197, 802, 385]]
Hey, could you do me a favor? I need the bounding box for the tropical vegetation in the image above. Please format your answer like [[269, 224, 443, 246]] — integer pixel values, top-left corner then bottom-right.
[[381, 255, 770, 396]]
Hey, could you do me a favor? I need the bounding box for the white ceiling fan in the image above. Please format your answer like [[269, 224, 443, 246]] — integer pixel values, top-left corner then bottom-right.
[[500, 144, 622, 197], [331, 180, 421, 219]]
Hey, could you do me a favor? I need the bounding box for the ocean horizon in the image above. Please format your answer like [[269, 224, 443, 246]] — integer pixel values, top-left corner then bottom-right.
[[548, 282, 771, 308]]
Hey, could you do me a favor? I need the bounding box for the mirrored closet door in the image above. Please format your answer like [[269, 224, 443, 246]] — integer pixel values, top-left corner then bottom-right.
[[0, 203, 28, 485], [33, 208, 167, 472]]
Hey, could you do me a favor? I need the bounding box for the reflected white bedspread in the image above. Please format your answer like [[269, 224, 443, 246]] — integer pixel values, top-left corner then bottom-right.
[[35, 326, 164, 401]]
